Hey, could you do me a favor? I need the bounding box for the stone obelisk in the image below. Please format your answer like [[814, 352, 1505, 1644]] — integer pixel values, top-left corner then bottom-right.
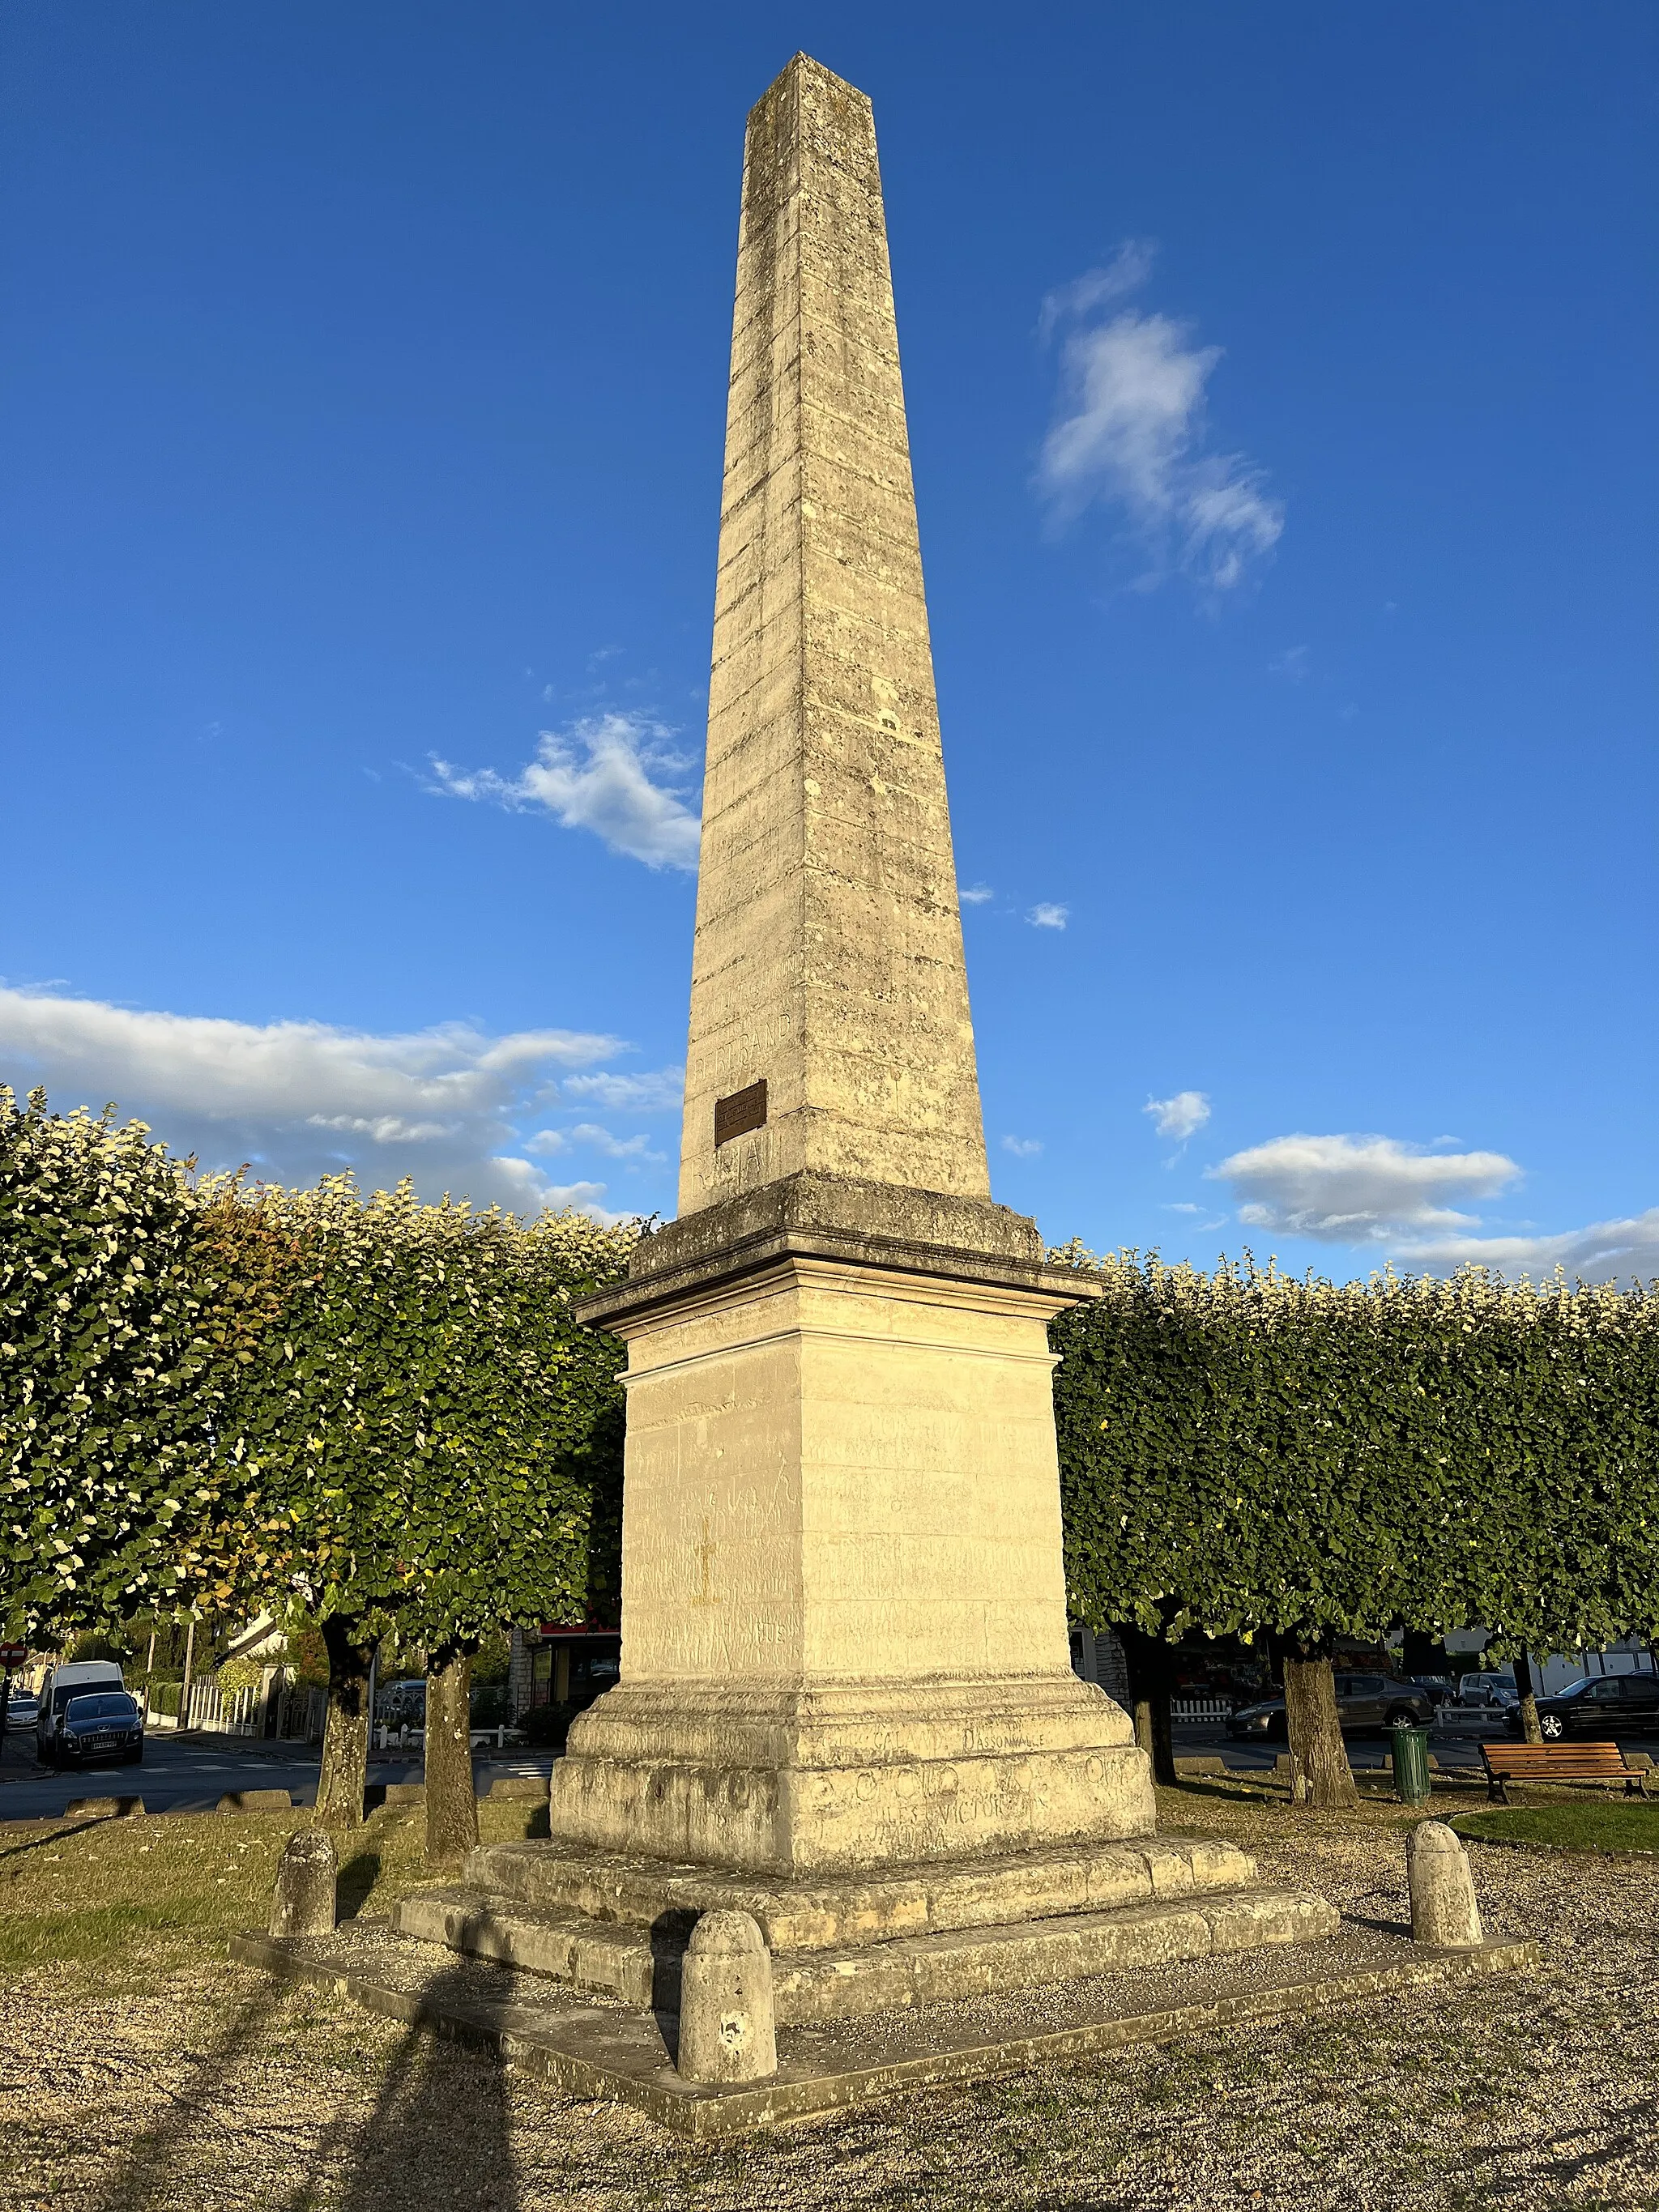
[[562, 54, 1150, 1877]]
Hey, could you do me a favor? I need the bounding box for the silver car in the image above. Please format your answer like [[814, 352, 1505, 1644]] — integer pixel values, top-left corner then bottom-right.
[[4, 1688, 40, 1731]]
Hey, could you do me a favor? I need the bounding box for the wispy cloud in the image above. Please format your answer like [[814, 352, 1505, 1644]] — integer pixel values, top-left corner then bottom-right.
[[1269, 645, 1311, 680], [0, 985, 648, 1218], [1203, 1123, 1657, 1281], [1037, 239, 1158, 342], [1395, 1209, 1659, 1284], [1001, 1134, 1043, 1157], [1209, 1133, 1520, 1243], [562, 1067, 684, 1112], [1145, 1090, 1211, 1142], [959, 883, 995, 906], [1039, 241, 1282, 595], [429, 711, 701, 871], [1027, 902, 1069, 931], [527, 1121, 665, 1164]]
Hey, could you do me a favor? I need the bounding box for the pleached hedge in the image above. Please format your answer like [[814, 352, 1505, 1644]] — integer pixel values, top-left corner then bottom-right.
[[0, 1085, 635, 1646], [1049, 1248, 1659, 1660]]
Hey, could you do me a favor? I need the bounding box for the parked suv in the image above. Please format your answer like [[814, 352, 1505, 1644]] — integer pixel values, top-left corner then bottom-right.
[[36, 1660, 125, 1762], [1227, 1672, 1434, 1741], [1511, 1673, 1659, 1741], [53, 1690, 144, 1769]]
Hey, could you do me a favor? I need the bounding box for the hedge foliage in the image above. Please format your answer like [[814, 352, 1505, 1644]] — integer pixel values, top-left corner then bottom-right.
[[1, 1089, 635, 1646], [1051, 1248, 1659, 1657], [206, 1175, 635, 1654], [0, 1088, 235, 1634]]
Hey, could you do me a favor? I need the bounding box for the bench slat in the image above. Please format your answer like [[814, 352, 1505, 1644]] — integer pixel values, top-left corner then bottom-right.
[[1479, 1738, 1651, 1801]]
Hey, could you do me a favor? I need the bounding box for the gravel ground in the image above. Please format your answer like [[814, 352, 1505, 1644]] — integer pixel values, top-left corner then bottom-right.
[[2, 1787, 1656, 2212]]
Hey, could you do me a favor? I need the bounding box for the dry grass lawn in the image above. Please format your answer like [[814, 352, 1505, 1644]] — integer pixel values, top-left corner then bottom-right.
[[2, 1776, 1656, 2212]]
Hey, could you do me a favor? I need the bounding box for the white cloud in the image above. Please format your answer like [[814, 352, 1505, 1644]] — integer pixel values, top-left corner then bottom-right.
[[1037, 241, 1159, 342], [1393, 1209, 1659, 1285], [1027, 903, 1068, 931], [959, 884, 995, 906], [527, 1122, 665, 1163], [1145, 1090, 1211, 1142], [429, 712, 701, 872], [1209, 1133, 1520, 1243], [562, 1066, 685, 1112], [0, 985, 650, 1218], [1001, 1135, 1043, 1157], [1039, 245, 1282, 594], [1269, 646, 1311, 680]]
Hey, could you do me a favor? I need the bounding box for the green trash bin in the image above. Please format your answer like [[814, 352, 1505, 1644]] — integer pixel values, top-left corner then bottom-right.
[[1390, 1723, 1432, 1805]]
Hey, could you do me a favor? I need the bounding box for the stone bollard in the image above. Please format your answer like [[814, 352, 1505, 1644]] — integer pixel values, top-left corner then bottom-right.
[[676, 1910, 778, 2084], [269, 1829, 339, 1938], [1408, 1820, 1484, 1947]]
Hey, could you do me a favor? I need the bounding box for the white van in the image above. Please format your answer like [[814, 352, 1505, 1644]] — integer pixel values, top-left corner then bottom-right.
[[36, 1660, 125, 1760]]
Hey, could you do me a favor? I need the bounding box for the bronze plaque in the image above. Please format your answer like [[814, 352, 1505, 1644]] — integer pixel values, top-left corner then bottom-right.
[[714, 1078, 767, 1147]]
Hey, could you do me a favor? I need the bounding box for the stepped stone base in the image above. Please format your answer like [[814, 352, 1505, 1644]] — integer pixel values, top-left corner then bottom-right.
[[233, 1916, 1540, 2137], [386, 1831, 1337, 2023], [392, 1877, 1337, 2022], [550, 1676, 1154, 1877], [455, 1831, 1260, 1950]]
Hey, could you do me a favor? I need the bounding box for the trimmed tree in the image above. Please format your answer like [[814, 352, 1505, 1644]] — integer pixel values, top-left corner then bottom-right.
[[208, 1176, 633, 1839], [1050, 1248, 1659, 1807], [0, 1088, 264, 1642]]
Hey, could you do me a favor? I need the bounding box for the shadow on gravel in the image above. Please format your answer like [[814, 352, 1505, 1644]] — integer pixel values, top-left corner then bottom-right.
[[96, 1984, 287, 2212], [289, 1958, 522, 2212]]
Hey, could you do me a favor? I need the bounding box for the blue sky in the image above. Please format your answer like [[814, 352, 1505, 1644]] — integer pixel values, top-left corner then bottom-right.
[[4, 3, 1655, 1281]]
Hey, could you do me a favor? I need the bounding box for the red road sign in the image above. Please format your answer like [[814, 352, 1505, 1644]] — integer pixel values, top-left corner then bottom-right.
[[0, 1644, 28, 1667]]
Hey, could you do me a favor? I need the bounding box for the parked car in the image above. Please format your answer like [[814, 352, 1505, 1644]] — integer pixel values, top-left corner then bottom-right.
[[53, 1690, 144, 1769], [4, 1687, 41, 1731], [1227, 1672, 1435, 1741], [36, 1660, 126, 1762], [1408, 1675, 1459, 1709], [1456, 1671, 1518, 1711], [1509, 1672, 1659, 1741]]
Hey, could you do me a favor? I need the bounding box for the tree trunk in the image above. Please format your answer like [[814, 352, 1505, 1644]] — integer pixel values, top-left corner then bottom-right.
[[315, 1617, 377, 1828], [1282, 1644, 1358, 1809], [1119, 1626, 1179, 1786], [1513, 1652, 1544, 1745], [424, 1647, 479, 1867]]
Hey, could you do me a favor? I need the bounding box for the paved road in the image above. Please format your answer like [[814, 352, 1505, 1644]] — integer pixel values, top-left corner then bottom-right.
[[0, 1724, 553, 1822]]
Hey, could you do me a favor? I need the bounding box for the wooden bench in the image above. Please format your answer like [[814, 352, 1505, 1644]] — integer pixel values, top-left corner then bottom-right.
[[1480, 1740, 1655, 1805]]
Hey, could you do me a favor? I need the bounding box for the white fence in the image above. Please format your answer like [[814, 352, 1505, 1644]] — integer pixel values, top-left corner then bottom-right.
[[140, 1679, 262, 1735], [1170, 1697, 1235, 1725]]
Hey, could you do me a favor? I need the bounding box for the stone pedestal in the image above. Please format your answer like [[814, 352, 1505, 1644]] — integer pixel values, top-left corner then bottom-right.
[[557, 1184, 1149, 1875]]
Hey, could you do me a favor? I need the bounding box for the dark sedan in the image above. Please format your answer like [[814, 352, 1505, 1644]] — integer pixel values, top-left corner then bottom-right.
[[1227, 1671, 1435, 1741], [53, 1690, 145, 1769], [1512, 1672, 1659, 1741]]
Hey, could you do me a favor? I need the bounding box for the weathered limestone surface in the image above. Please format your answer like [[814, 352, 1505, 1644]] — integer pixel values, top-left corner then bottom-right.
[[390, 1874, 1338, 2023], [678, 53, 987, 1214], [676, 1911, 778, 2082], [555, 1251, 1145, 1872], [552, 52, 1143, 1878], [269, 1829, 338, 1939], [461, 1833, 1259, 1951], [1408, 1821, 1485, 1948]]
